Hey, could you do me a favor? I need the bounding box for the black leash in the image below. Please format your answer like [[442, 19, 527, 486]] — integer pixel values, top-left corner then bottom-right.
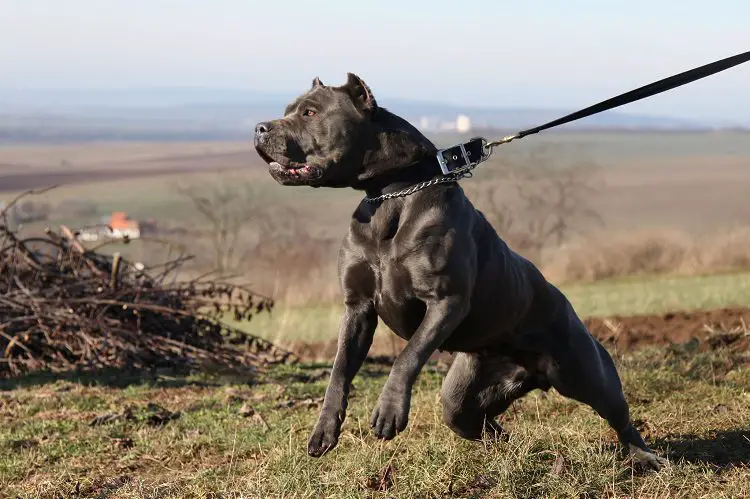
[[486, 52, 750, 153], [367, 49, 750, 203], [482, 48, 750, 152]]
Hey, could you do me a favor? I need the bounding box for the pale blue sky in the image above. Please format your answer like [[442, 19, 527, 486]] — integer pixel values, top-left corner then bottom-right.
[[1, 0, 749, 121]]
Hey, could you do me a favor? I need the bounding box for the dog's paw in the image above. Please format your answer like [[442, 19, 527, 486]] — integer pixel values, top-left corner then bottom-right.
[[629, 444, 669, 471], [370, 396, 410, 440], [307, 415, 342, 457]]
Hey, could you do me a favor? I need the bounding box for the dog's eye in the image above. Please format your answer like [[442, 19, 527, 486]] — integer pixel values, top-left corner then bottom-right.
[[302, 109, 317, 117]]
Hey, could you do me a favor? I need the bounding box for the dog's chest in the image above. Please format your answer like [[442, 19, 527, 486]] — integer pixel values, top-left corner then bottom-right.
[[349, 206, 437, 340], [360, 238, 425, 340], [355, 212, 408, 295], [366, 241, 410, 301]]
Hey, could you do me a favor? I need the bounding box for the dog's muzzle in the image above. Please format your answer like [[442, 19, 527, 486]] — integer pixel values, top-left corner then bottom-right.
[[254, 121, 273, 146]]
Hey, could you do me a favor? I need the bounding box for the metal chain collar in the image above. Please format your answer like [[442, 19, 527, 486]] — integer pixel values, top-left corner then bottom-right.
[[363, 135, 517, 203], [364, 165, 474, 203]]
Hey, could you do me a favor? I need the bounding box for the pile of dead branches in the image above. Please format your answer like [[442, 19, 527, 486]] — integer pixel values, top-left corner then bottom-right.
[[0, 189, 296, 378]]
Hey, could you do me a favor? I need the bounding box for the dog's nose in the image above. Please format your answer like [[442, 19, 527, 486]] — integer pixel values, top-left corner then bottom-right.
[[255, 122, 271, 137]]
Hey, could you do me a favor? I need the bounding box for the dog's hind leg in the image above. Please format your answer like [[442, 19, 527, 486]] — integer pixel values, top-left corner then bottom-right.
[[544, 300, 668, 470], [440, 352, 536, 440]]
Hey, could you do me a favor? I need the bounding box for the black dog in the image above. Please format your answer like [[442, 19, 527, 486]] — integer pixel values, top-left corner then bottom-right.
[[254, 73, 666, 469]]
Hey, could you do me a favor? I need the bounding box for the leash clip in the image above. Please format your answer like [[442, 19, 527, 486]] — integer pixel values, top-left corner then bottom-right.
[[483, 134, 519, 158]]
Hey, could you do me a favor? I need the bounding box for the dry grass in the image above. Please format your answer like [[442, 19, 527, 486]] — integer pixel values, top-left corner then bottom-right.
[[544, 227, 750, 284], [2, 341, 749, 498]]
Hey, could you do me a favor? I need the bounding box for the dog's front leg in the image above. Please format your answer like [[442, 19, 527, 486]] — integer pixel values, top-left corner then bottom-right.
[[371, 296, 468, 440], [308, 300, 377, 457]]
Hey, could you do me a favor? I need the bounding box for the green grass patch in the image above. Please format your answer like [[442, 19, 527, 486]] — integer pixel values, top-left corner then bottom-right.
[[563, 270, 750, 317]]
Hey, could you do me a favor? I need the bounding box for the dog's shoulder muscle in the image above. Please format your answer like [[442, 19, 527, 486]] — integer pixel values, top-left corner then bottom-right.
[[392, 186, 479, 299], [337, 227, 376, 303]]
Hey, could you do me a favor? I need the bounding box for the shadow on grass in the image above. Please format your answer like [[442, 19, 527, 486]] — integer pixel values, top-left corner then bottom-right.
[[263, 362, 394, 385], [655, 429, 750, 468], [0, 365, 257, 391], [0, 360, 397, 391], [0, 357, 444, 392]]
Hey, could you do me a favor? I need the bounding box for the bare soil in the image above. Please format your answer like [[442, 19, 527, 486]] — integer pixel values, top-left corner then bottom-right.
[[585, 306, 750, 351], [0, 164, 247, 192], [0, 145, 265, 193]]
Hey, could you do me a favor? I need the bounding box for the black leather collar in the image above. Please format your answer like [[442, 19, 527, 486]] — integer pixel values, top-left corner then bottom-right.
[[363, 137, 486, 202]]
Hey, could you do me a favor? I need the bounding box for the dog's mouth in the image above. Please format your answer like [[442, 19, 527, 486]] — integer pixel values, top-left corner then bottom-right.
[[256, 147, 324, 185]]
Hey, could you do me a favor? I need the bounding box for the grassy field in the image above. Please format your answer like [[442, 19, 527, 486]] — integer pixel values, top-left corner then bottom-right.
[[2, 272, 750, 497], [2, 338, 749, 497]]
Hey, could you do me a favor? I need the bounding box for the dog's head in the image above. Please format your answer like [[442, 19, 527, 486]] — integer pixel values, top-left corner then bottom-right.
[[254, 73, 435, 189]]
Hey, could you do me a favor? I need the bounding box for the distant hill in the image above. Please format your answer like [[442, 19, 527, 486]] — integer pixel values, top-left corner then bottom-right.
[[0, 87, 745, 143]]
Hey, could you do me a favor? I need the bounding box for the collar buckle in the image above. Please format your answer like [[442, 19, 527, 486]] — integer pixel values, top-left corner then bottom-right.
[[435, 137, 486, 175]]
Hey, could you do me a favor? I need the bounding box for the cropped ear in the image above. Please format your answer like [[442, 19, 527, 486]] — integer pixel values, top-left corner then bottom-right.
[[311, 76, 325, 89], [342, 72, 377, 112]]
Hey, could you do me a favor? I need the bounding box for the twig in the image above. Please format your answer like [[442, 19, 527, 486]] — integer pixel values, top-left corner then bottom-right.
[[59, 224, 108, 277], [110, 253, 122, 291]]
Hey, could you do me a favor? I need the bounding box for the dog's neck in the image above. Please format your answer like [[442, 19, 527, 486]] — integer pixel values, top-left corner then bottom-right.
[[360, 157, 444, 199], [355, 108, 444, 199]]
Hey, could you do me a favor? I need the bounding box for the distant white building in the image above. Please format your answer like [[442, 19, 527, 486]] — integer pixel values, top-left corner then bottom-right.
[[456, 115, 472, 133]]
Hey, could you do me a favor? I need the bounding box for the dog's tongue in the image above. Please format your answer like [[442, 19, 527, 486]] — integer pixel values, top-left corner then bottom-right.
[[269, 161, 309, 174]]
